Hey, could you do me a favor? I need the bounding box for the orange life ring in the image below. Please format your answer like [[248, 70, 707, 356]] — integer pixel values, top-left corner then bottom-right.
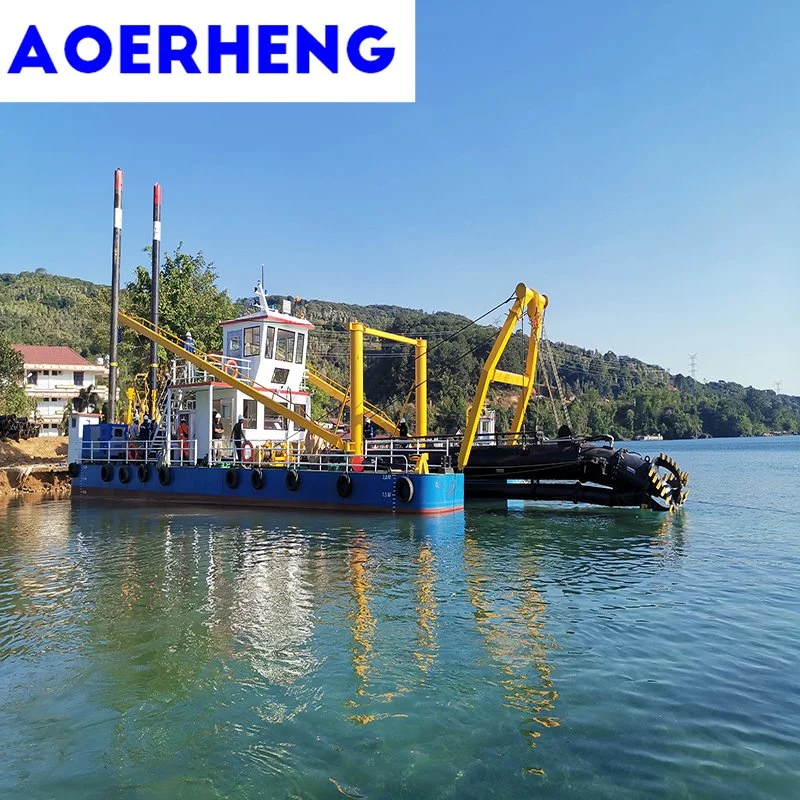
[[127, 441, 138, 461], [225, 358, 239, 377], [241, 440, 254, 463], [351, 455, 365, 473]]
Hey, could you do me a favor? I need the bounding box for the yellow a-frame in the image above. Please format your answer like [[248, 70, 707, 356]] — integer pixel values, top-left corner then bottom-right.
[[457, 283, 548, 469]]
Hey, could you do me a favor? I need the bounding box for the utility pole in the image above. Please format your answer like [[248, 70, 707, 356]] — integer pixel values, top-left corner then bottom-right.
[[688, 353, 698, 381]]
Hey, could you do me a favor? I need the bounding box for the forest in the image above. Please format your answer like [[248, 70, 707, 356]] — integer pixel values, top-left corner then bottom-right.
[[1, 259, 797, 440]]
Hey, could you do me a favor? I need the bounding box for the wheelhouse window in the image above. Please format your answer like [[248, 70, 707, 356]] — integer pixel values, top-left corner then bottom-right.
[[242, 399, 258, 428], [271, 367, 290, 384], [243, 326, 261, 357], [293, 403, 307, 431], [264, 326, 276, 359], [295, 332, 305, 363], [228, 336, 241, 356], [275, 329, 296, 362]]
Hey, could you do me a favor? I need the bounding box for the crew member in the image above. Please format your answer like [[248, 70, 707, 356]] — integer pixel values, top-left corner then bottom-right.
[[232, 415, 246, 462], [365, 417, 376, 440], [212, 412, 224, 462], [139, 414, 152, 460], [184, 331, 196, 381], [178, 415, 190, 463], [398, 417, 409, 438]]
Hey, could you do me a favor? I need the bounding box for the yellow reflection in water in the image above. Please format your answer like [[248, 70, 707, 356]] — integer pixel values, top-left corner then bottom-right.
[[348, 532, 374, 697], [413, 541, 439, 676], [464, 534, 558, 772]]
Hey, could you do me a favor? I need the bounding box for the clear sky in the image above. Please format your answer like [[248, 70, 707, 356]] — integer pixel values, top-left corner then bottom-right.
[[1, 1, 798, 393]]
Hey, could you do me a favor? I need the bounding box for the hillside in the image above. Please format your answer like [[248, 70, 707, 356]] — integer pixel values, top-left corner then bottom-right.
[[0, 270, 108, 359], [1, 269, 797, 439]]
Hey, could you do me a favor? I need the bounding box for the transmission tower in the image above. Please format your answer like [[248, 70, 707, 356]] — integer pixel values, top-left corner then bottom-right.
[[688, 353, 698, 381], [776, 380, 782, 395]]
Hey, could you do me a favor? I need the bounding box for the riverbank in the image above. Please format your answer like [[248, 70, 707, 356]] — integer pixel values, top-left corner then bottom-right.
[[0, 436, 70, 497]]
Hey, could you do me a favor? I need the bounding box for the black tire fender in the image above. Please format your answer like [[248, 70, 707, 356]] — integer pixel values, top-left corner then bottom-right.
[[337, 473, 353, 498], [251, 469, 265, 490], [119, 465, 132, 484], [158, 466, 172, 486], [137, 464, 150, 484], [286, 468, 301, 492], [68, 462, 80, 478], [396, 475, 414, 503], [226, 469, 240, 490], [100, 464, 114, 483]]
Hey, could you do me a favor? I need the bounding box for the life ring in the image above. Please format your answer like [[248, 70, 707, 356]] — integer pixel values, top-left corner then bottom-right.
[[286, 468, 301, 491], [251, 469, 265, 490], [68, 462, 80, 478], [158, 466, 172, 486], [336, 473, 353, 498], [241, 440, 254, 463], [137, 464, 150, 483], [226, 469, 240, 489], [101, 464, 114, 483], [127, 441, 138, 461], [225, 358, 239, 377], [119, 465, 132, 484], [351, 455, 365, 474], [396, 475, 414, 503]]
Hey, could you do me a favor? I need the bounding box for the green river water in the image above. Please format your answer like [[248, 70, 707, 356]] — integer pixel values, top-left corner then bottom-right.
[[1, 437, 798, 798]]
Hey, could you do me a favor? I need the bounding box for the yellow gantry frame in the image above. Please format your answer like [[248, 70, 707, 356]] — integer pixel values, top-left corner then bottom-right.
[[118, 310, 348, 451], [348, 323, 427, 455], [457, 283, 548, 470]]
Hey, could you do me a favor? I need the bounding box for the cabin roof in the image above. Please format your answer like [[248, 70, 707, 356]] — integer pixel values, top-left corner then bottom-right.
[[219, 311, 315, 330]]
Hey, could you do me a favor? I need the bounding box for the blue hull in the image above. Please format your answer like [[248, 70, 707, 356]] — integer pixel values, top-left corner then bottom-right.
[[73, 464, 464, 515]]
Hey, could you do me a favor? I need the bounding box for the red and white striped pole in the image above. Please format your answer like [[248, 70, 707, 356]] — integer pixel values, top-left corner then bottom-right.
[[149, 183, 162, 418], [108, 168, 123, 423]]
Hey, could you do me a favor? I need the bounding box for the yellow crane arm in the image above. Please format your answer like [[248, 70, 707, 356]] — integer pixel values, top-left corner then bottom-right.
[[305, 365, 399, 436], [457, 283, 548, 470], [118, 311, 346, 450]]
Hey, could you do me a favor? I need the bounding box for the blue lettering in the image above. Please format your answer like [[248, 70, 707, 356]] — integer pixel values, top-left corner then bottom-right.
[[208, 25, 249, 74], [347, 26, 394, 74], [158, 25, 200, 74], [297, 26, 338, 74], [8, 25, 57, 74], [120, 25, 150, 74], [64, 26, 112, 74], [257, 25, 288, 74]]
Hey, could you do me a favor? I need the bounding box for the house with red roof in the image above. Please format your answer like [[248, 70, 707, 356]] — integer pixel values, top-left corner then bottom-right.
[[13, 346, 109, 436]]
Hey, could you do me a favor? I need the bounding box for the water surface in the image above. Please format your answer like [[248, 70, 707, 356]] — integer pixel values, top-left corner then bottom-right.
[[1, 437, 799, 798]]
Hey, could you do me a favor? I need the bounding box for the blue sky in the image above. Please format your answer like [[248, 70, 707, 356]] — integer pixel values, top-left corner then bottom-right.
[[1, 1, 798, 393]]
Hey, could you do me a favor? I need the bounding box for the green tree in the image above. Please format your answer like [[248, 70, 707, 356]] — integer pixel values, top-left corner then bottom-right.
[[0, 334, 34, 415]]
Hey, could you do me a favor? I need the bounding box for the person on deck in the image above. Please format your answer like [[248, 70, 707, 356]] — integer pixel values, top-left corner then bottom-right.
[[139, 414, 151, 460], [184, 331, 196, 382], [212, 412, 225, 463], [177, 415, 190, 463], [364, 417, 376, 440], [232, 415, 246, 462], [398, 418, 409, 438]]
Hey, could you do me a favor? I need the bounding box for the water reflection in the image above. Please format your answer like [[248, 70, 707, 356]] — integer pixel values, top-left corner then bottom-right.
[[0, 499, 693, 794]]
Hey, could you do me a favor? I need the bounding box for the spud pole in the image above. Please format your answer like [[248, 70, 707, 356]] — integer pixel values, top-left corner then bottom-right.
[[108, 168, 123, 423], [149, 183, 162, 418]]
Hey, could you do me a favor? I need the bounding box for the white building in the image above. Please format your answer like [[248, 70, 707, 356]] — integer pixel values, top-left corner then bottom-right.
[[14, 345, 108, 436]]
